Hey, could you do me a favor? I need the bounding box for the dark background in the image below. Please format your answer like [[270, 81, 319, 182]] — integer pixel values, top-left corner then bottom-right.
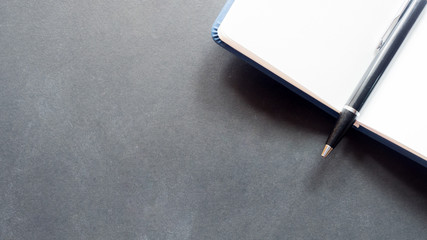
[[1, 1, 426, 239]]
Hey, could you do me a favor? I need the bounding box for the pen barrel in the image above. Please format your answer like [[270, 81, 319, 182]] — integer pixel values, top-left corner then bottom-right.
[[347, 0, 426, 110], [325, 109, 357, 148]]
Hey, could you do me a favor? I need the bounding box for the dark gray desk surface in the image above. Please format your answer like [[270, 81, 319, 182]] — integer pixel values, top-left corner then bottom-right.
[[1, 1, 426, 239]]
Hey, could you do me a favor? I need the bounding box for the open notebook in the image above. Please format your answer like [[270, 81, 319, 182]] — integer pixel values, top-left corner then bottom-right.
[[212, 0, 427, 166]]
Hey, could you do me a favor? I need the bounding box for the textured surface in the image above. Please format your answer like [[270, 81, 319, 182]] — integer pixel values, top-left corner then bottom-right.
[[1, 1, 427, 239]]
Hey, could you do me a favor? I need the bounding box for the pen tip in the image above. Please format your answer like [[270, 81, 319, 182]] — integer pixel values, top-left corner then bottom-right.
[[321, 145, 333, 158]]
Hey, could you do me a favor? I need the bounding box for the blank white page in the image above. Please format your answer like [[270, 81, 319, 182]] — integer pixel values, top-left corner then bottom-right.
[[219, 0, 403, 111], [218, 0, 426, 160], [358, 8, 427, 159]]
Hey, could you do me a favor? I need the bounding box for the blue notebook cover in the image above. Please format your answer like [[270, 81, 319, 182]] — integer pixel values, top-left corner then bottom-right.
[[211, 0, 427, 167]]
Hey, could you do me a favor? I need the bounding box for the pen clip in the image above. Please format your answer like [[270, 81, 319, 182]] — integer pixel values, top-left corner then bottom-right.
[[376, 0, 411, 51]]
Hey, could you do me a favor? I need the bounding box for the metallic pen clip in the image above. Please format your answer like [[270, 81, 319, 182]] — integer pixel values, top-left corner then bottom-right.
[[376, 0, 411, 51]]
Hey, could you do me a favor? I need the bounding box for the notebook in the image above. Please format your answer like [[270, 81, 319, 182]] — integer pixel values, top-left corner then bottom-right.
[[212, 0, 427, 166]]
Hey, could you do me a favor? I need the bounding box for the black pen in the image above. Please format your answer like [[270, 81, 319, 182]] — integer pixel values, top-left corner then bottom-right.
[[322, 0, 426, 157]]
